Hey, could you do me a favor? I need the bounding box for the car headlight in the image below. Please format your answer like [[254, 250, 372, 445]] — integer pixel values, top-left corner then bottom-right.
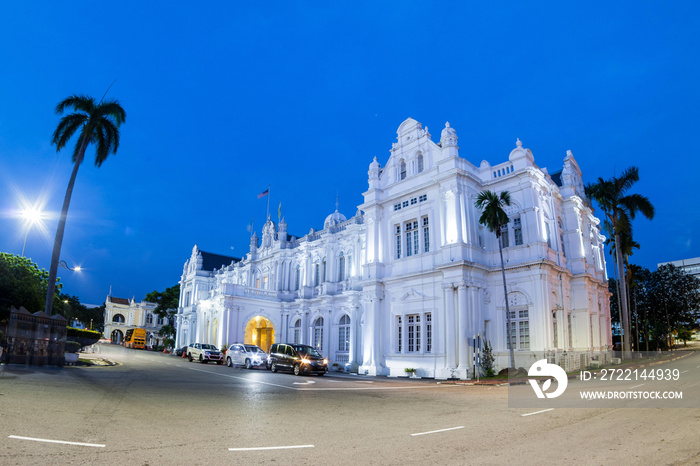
[[323, 359, 328, 365], [301, 358, 310, 364]]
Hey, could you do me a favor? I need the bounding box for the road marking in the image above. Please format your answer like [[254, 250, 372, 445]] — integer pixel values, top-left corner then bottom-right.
[[630, 383, 645, 389], [292, 380, 316, 385], [229, 444, 314, 451], [411, 426, 464, 437], [187, 366, 443, 391], [681, 370, 689, 374], [9, 435, 105, 448], [521, 408, 554, 417]]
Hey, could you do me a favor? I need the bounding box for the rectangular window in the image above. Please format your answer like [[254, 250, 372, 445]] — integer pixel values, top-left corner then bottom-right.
[[314, 327, 323, 352], [514, 217, 523, 246], [408, 315, 415, 352], [405, 221, 418, 257], [402, 200, 409, 208], [425, 313, 432, 352], [397, 316, 402, 352], [395, 225, 401, 259], [322, 260, 327, 283], [423, 217, 430, 252], [394, 203, 401, 211], [410, 197, 417, 205], [506, 309, 529, 350], [294, 328, 300, 344], [314, 264, 320, 286], [338, 327, 349, 352], [419, 194, 427, 202], [499, 224, 509, 248]]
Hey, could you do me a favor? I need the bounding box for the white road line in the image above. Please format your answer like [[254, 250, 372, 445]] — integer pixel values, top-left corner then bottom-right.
[[292, 380, 316, 385], [188, 366, 443, 391], [411, 426, 465, 437], [521, 408, 555, 417], [9, 435, 105, 448], [681, 370, 689, 374], [229, 444, 314, 451], [630, 383, 645, 389]]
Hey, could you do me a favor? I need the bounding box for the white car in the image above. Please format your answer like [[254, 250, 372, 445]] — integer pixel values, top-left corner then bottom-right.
[[187, 343, 223, 364], [225, 344, 267, 369]]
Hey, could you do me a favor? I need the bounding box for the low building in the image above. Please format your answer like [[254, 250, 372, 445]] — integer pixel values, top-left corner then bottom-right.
[[103, 295, 169, 348], [174, 118, 612, 378]]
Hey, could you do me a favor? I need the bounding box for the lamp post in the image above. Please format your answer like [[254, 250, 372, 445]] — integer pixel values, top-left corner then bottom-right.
[[58, 260, 81, 272]]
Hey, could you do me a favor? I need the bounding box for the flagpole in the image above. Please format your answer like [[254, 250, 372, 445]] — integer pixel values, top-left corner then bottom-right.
[[266, 184, 271, 220]]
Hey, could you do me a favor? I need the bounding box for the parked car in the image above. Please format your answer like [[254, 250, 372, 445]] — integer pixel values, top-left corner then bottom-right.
[[225, 343, 267, 369], [175, 345, 188, 356], [267, 343, 328, 376], [186, 343, 223, 364]]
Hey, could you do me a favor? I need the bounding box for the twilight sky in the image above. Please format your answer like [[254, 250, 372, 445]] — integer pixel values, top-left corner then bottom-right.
[[1, 2, 698, 305]]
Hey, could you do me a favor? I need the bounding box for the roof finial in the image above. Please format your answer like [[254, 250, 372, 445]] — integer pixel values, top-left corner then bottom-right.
[[335, 191, 339, 212], [516, 138, 522, 148]]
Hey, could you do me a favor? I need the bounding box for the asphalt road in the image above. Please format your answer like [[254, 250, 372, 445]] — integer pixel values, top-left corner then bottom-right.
[[1, 344, 699, 465]]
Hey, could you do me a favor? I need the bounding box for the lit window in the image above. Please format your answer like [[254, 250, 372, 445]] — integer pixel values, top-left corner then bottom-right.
[[338, 315, 350, 352], [313, 317, 324, 351]]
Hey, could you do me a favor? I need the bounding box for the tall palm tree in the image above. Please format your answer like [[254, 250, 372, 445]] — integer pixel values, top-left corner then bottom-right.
[[585, 166, 654, 357], [44, 95, 126, 315], [475, 190, 515, 370]]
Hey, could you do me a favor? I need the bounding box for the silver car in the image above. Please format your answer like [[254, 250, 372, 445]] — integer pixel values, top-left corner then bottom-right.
[[225, 343, 267, 369]]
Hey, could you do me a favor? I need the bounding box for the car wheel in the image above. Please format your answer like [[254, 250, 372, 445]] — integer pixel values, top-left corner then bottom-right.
[[188, 354, 193, 362], [317, 372, 325, 377], [293, 364, 301, 376], [245, 359, 252, 370], [226, 357, 233, 367], [199, 355, 206, 364], [217, 360, 222, 365], [271, 362, 277, 373]]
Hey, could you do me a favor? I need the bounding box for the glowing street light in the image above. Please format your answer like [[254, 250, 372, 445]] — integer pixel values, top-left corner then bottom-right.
[[20, 204, 46, 257], [58, 260, 82, 272]]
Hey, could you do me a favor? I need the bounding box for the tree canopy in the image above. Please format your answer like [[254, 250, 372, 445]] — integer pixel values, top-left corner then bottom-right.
[[145, 284, 180, 347], [0, 253, 62, 322]]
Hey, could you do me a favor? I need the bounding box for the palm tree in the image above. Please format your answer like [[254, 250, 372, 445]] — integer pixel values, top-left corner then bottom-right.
[[44, 95, 126, 315], [475, 190, 515, 370], [585, 167, 654, 357]]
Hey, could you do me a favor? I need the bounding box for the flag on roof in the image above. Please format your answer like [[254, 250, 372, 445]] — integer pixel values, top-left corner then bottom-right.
[[257, 188, 269, 199]]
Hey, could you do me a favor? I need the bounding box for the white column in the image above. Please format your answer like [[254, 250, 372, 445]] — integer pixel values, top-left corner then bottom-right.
[[444, 284, 456, 368], [457, 283, 468, 369]]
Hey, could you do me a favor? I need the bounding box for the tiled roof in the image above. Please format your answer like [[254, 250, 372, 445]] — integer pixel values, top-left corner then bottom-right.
[[109, 297, 130, 305], [200, 251, 240, 271]]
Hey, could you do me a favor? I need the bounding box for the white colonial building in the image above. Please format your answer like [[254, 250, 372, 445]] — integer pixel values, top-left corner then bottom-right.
[[174, 118, 612, 378]]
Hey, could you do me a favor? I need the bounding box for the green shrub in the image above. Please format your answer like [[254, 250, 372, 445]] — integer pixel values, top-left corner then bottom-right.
[[66, 327, 101, 348], [65, 341, 82, 353]]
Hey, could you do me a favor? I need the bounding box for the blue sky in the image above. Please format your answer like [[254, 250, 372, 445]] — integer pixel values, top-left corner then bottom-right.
[[1, 2, 698, 305]]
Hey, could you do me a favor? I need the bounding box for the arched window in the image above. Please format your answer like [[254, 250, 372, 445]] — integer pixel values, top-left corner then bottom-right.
[[313, 317, 324, 351], [338, 315, 350, 352], [293, 319, 302, 344], [112, 314, 125, 323], [417, 154, 424, 173], [400, 160, 407, 180], [338, 252, 345, 282]]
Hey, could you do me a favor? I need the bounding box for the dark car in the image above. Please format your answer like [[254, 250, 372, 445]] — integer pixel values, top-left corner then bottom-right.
[[175, 345, 188, 356], [267, 343, 328, 376]]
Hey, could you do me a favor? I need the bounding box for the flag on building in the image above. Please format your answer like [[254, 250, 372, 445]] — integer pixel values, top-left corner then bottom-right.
[[278, 201, 282, 221], [257, 188, 269, 199]]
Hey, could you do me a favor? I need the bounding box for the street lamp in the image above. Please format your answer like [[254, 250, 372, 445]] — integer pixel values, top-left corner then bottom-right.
[[20, 205, 45, 257], [58, 260, 81, 272]]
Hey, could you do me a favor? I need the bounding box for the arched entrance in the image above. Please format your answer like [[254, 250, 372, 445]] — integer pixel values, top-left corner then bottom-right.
[[244, 316, 275, 353], [111, 329, 124, 344]]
